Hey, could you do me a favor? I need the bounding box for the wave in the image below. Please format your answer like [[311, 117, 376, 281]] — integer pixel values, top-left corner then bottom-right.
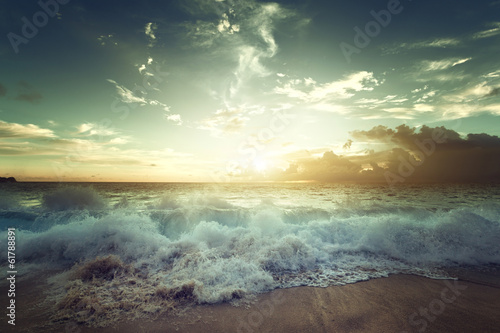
[[42, 186, 107, 211], [0, 187, 500, 326], [0, 185, 499, 326], [3, 202, 499, 280], [0, 190, 19, 210]]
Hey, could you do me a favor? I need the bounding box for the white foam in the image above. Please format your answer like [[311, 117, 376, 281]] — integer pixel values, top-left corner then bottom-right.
[[1, 186, 499, 303]]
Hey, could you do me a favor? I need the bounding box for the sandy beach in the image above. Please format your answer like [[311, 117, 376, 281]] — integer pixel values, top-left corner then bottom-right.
[[2, 267, 500, 333]]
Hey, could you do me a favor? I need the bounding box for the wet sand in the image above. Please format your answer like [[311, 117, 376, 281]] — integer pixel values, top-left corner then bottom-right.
[[2, 268, 500, 333]]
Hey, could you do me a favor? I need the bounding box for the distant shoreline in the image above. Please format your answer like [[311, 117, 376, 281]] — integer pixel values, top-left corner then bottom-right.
[[0, 177, 17, 183], [2, 179, 500, 184]]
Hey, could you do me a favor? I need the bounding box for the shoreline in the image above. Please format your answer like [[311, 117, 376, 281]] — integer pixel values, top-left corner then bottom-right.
[[2, 268, 499, 333]]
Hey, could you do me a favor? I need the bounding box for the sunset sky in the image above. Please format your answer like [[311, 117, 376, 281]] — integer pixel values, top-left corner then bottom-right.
[[1, 0, 499, 182]]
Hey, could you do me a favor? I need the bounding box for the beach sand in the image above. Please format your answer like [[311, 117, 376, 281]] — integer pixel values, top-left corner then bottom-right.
[[2, 267, 500, 333]]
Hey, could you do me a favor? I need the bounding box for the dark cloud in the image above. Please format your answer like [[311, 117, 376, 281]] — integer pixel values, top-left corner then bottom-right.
[[343, 139, 352, 150], [14, 81, 43, 104], [277, 125, 500, 184], [18, 81, 32, 89], [0, 83, 6, 97], [14, 92, 43, 104], [485, 87, 500, 98], [351, 124, 462, 149], [277, 151, 361, 182]]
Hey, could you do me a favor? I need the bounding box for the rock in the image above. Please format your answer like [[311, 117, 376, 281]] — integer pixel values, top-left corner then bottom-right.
[[0, 177, 17, 183]]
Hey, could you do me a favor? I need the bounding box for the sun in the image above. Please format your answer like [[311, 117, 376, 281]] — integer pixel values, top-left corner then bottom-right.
[[253, 158, 268, 172]]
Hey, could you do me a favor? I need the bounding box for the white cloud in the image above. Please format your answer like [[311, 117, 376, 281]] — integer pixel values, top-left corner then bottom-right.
[[443, 82, 493, 102], [483, 103, 500, 115], [217, 13, 240, 34], [229, 4, 291, 96], [198, 108, 250, 136], [107, 79, 148, 104], [274, 71, 380, 103], [145, 22, 157, 46], [183, 1, 304, 101], [420, 57, 472, 71], [452, 58, 472, 67], [421, 38, 462, 48], [472, 22, 500, 39], [0, 120, 56, 139], [441, 104, 477, 119], [484, 70, 500, 78], [165, 114, 183, 125], [97, 34, 118, 46], [109, 138, 128, 145], [355, 98, 383, 104], [107, 79, 169, 108], [413, 104, 435, 112], [77, 123, 118, 137], [382, 37, 461, 54]]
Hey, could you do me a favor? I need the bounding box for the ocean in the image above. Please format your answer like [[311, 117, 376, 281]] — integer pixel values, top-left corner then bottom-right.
[[1, 182, 500, 326]]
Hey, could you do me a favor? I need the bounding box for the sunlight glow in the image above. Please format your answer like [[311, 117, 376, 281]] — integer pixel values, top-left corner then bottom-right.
[[253, 158, 268, 172]]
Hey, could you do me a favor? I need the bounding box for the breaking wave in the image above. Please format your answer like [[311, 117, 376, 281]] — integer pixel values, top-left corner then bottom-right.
[[0, 184, 499, 326], [42, 186, 107, 211]]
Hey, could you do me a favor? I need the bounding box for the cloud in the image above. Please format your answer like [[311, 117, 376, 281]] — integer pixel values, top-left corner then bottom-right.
[[382, 37, 462, 54], [383, 21, 500, 54], [413, 104, 435, 112], [14, 81, 43, 103], [165, 114, 183, 125], [276, 151, 362, 182], [274, 71, 380, 108], [472, 22, 500, 39], [443, 82, 497, 102], [0, 120, 56, 139], [408, 58, 472, 83], [0, 142, 55, 156], [352, 124, 500, 181], [485, 87, 500, 97], [484, 70, 500, 78], [420, 58, 472, 72], [217, 12, 240, 34], [483, 103, 500, 115], [109, 137, 128, 145], [229, 3, 296, 96], [137, 57, 156, 76], [198, 108, 249, 136], [97, 34, 118, 46], [181, 0, 305, 101], [275, 124, 500, 183], [77, 123, 118, 137], [351, 125, 460, 148], [145, 22, 157, 47], [107, 79, 169, 108], [0, 123, 95, 156], [0, 81, 45, 103], [107, 79, 148, 104], [145, 22, 157, 40], [57, 146, 193, 168]]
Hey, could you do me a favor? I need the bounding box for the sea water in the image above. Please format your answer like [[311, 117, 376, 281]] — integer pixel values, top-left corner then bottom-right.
[[1, 182, 499, 305]]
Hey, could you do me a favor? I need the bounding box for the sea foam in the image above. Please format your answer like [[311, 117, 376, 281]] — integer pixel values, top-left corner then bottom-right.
[[3, 196, 500, 295], [0, 185, 499, 326]]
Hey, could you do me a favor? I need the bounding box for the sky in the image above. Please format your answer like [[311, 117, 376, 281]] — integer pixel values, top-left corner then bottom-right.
[[1, 0, 499, 183]]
